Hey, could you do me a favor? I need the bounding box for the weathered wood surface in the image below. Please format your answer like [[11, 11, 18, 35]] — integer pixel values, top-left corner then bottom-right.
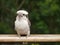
[[0, 34, 60, 42]]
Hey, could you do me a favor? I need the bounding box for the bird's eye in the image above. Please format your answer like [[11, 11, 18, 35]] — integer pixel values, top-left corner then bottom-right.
[[23, 14, 25, 15]]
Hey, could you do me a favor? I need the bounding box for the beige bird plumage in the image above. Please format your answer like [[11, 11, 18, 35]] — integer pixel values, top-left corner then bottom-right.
[[15, 10, 31, 37]]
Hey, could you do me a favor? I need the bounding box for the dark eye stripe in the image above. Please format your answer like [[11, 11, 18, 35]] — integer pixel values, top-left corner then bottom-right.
[[23, 14, 28, 17], [26, 15, 28, 17]]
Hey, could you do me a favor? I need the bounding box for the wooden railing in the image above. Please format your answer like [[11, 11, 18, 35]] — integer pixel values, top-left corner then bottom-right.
[[0, 34, 60, 42]]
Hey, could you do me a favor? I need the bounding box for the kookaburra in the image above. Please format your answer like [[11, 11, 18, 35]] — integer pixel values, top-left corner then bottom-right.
[[15, 10, 31, 37]]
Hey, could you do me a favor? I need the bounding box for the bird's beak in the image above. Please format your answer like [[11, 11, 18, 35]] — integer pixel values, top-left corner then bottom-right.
[[18, 15, 23, 18], [19, 15, 20, 17]]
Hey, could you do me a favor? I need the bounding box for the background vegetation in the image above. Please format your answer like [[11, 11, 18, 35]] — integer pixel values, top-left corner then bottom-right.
[[0, 0, 60, 45]]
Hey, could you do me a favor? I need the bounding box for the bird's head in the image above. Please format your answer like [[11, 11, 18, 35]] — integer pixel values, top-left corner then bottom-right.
[[16, 10, 28, 17]]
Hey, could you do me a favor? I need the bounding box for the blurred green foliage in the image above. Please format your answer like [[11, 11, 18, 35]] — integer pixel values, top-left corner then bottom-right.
[[0, 0, 60, 45]]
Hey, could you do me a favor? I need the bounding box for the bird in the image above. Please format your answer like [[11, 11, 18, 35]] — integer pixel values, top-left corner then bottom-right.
[[15, 10, 31, 37]]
